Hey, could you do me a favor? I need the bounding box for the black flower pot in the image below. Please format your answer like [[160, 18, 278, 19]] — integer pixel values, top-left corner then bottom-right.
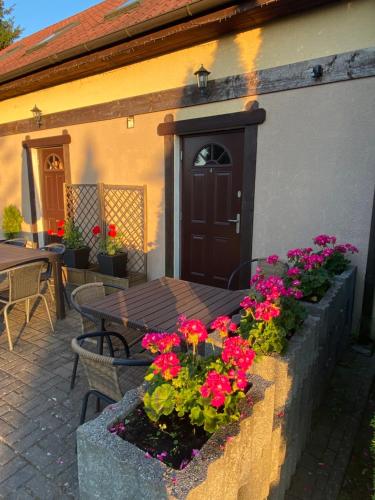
[[63, 247, 90, 269], [97, 252, 127, 277]]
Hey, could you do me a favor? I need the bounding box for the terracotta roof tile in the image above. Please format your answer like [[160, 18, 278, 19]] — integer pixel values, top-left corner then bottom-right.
[[0, 0, 209, 80]]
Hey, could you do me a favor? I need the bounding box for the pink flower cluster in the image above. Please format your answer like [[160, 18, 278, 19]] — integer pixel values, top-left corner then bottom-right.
[[313, 234, 358, 253], [222, 336, 256, 371], [210, 315, 237, 338], [178, 315, 208, 346], [334, 243, 359, 254], [266, 254, 279, 265], [287, 247, 325, 271], [250, 272, 302, 311], [142, 333, 180, 353], [152, 352, 181, 380], [200, 371, 232, 408], [313, 234, 336, 246], [254, 300, 281, 321]]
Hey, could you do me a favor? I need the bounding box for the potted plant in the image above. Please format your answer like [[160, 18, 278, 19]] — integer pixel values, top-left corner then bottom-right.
[[1, 205, 23, 239], [92, 224, 127, 277], [52, 219, 90, 269]]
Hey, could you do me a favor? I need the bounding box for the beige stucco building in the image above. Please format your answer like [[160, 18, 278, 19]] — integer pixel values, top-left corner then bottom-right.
[[0, 0, 374, 334]]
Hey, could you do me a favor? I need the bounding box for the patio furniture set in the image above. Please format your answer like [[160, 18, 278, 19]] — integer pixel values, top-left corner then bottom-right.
[[0, 239, 258, 428]]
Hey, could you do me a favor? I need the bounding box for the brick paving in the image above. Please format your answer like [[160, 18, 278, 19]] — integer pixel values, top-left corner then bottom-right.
[[285, 348, 375, 500], [0, 292, 146, 499], [0, 291, 374, 499]]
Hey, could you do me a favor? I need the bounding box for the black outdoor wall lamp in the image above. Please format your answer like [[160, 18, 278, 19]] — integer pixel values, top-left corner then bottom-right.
[[194, 64, 210, 96], [30, 105, 42, 128]]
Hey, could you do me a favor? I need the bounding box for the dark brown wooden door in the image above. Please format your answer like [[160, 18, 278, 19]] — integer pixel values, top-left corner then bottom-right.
[[39, 147, 66, 233], [181, 131, 244, 288]]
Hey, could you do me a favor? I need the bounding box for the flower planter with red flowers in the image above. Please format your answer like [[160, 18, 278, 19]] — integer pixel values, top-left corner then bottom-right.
[[92, 224, 127, 277], [50, 219, 90, 269]]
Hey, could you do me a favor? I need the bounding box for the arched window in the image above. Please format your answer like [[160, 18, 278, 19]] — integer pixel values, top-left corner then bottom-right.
[[45, 153, 63, 171], [193, 144, 232, 167]]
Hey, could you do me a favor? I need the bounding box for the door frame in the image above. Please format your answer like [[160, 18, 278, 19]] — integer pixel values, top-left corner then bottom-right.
[[158, 105, 266, 279], [22, 133, 71, 244]]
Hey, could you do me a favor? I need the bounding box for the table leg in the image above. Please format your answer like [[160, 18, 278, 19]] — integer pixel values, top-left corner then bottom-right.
[[52, 258, 65, 320]]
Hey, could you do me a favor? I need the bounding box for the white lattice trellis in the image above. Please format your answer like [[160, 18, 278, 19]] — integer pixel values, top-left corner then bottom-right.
[[64, 183, 147, 274], [102, 184, 147, 275]]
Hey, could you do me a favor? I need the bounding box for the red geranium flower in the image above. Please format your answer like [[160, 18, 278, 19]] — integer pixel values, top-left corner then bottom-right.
[[47, 229, 54, 235], [92, 225, 101, 236], [57, 228, 65, 237], [108, 224, 116, 230], [57, 220, 65, 228], [108, 229, 117, 238]]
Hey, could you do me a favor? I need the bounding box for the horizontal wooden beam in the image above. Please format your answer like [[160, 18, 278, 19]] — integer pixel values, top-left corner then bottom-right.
[[0, 47, 373, 138], [0, 0, 338, 101], [22, 134, 71, 148], [157, 109, 266, 135]]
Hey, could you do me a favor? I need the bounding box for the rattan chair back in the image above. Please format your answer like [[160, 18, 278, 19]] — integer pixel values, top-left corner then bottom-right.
[[71, 338, 123, 401], [71, 283, 106, 333], [256, 258, 288, 278], [227, 257, 288, 290], [8, 261, 45, 301], [4, 238, 27, 247]]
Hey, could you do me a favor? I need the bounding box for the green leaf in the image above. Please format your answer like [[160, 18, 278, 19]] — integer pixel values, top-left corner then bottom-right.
[[190, 406, 204, 426], [150, 384, 175, 417]]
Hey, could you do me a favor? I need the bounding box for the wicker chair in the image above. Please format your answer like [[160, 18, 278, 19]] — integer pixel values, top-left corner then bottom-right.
[[71, 331, 152, 424], [39, 243, 70, 307], [4, 238, 27, 247], [0, 260, 54, 351], [70, 282, 143, 389], [227, 257, 289, 290]]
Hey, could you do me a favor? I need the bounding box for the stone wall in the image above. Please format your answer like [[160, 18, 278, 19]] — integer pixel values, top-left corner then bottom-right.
[[77, 268, 356, 499]]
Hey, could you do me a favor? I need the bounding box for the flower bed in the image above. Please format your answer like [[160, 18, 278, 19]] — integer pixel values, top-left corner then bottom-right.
[[78, 378, 275, 500]]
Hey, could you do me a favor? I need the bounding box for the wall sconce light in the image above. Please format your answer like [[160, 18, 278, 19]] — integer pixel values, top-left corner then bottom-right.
[[194, 64, 210, 95], [127, 115, 135, 128], [30, 105, 42, 128], [311, 64, 323, 79]]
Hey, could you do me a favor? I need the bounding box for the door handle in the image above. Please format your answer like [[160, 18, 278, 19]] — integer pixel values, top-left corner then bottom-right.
[[228, 213, 240, 234]]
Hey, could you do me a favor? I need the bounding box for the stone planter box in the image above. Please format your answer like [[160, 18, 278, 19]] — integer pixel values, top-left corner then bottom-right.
[[86, 270, 146, 289], [77, 267, 356, 500], [77, 378, 276, 500]]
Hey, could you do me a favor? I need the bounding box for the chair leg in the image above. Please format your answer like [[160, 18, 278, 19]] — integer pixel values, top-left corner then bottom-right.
[[39, 294, 54, 332], [71, 353, 79, 390], [47, 281, 55, 302], [63, 286, 71, 309], [25, 299, 30, 323], [80, 391, 91, 425], [3, 305, 13, 351], [80, 390, 116, 425]]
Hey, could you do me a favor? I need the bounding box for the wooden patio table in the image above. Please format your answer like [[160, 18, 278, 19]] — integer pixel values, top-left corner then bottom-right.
[[81, 276, 245, 333], [0, 243, 65, 319]]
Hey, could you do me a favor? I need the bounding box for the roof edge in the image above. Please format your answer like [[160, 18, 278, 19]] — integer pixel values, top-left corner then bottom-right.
[[0, 0, 341, 100], [0, 0, 234, 85]]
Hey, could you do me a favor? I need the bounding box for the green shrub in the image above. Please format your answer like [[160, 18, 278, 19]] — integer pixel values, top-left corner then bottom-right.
[[1, 205, 23, 239], [62, 219, 85, 249]]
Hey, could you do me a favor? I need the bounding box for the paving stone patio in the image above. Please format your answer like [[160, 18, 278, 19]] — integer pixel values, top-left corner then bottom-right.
[[0, 292, 146, 499], [0, 291, 373, 499]]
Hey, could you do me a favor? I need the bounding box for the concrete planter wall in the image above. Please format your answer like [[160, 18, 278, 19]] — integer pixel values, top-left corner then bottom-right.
[[77, 267, 356, 500], [77, 378, 276, 500]]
